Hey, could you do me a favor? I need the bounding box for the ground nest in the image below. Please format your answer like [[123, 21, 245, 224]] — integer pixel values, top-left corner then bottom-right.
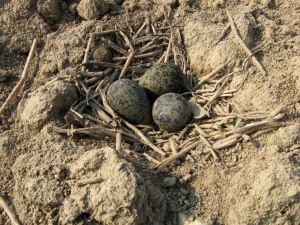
[[51, 7, 294, 172]]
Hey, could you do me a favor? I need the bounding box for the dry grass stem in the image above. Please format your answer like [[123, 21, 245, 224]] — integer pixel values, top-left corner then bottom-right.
[[118, 30, 134, 51], [98, 90, 118, 119], [194, 123, 210, 138], [76, 177, 103, 187], [177, 126, 190, 141], [90, 102, 117, 127], [143, 153, 161, 164], [82, 35, 93, 71], [157, 141, 200, 172], [235, 121, 297, 135], [169, 137, 179, 155], [193, 61, 229, 91], [113, 50, 161, 61], [198, 134, 218, 160], [225, 10, 267, 76], [0, 38, 37, 116], [215, 22, 231, 45], [121, 118, 167, 156], [119, 50, 136, 79], [164, 34, 172, 62], [0, 195, 21, 225], [116, 131, 122, 151], [134, 22, 146, 38], [92, 29, 119, 36], [101, 37, 128, 55]]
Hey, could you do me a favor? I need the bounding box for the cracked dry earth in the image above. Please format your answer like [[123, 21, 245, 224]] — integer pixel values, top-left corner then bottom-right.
[[1, 0, 300, 225]]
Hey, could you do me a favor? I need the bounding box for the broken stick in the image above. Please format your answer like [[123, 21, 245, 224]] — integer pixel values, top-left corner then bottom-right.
[[0, 38, 37, 116], [0, 195, 22, 225], [225, 10, 267, 76]]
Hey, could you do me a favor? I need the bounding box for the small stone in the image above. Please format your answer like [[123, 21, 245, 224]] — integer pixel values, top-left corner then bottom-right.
[[179, 188, 188, 195], [163, 142, 171, 152], [163, 176, 177, 187], [188, 209, 195, 215], [184, 200, 190, 206]]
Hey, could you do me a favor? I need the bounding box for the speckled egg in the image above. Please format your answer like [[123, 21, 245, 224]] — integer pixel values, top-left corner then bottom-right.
[[107, 79, 152, 124], [139, 62, 184, 97], [152, 93, 191, 132]]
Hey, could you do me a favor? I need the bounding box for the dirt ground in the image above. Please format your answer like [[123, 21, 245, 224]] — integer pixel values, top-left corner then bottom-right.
[[0, 0, 300, 225]]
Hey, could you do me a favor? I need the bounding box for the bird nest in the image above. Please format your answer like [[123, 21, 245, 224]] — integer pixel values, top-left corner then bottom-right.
[[54, 8, 291, 172]]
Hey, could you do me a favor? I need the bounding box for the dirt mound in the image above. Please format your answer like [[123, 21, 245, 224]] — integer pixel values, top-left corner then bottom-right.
[[12, 144, 165, 224]]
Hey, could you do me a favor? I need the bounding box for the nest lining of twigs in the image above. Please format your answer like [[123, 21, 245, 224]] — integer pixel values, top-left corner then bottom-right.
[[54, 8, 293, 172]]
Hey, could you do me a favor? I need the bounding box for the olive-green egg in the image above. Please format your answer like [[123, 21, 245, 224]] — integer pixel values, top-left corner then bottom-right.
[[139, 62, 184, 97], [152, 93, 191, 132], [107, 79, 152, 124]]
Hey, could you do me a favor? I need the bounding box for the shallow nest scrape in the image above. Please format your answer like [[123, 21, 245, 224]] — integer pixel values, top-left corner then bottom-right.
[[54, 7, 293, 171]]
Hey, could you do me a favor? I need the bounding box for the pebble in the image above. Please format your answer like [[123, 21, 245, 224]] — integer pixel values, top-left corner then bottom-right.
[[163, 142, 171, 152], [163, 176, 177, 187], [179, 188, 188, 195], [184, 200, 190, 206]]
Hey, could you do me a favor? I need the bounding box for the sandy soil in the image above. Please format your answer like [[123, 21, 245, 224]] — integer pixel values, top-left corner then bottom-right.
[[0, 0, 300, 225]]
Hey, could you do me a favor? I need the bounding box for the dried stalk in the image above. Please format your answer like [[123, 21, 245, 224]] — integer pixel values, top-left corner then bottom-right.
[[0, 196, 21, 225], [113, 50, 161, 61], [101, 37, 128, 55], [235, 121, 297, 135], [198, 134, 218, 160], [92, 29, 119, 36], [177, 127, 189, 141], [78, 71, 105, 77], [164, 33, 172, 62], [121, 118, 167, 156], [0, 38, 37, 116], [169, 136, 179, 155], [90, 102, 117, 127], [143, 153, 161, 164], [134, 22, 146, 38], [82, 35, 93, 71], [157, 141, 199, 172], [98, 90, 118, 119], [119, 50, 137, 79], [82, 61, 146, 74], [76, 177, 103, 187], [205, 76, 231, 106], [119, 30, 134, 51], [225, 10, 267, 76], [193, 61, 229, 91], [116, 131, 122, 151], [194, 123, 209, 138], [215, 22, 231, 45]]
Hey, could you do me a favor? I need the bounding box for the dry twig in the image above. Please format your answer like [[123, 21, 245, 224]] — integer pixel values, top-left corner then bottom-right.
[[0, 38, 37, 116], [225, 10, 267, 75], [157, 141, 199, 172], [0, 195, 22, 225]]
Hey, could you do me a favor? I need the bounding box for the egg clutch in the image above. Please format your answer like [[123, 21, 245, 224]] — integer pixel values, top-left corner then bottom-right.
[[107, 62, 192, 132]]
